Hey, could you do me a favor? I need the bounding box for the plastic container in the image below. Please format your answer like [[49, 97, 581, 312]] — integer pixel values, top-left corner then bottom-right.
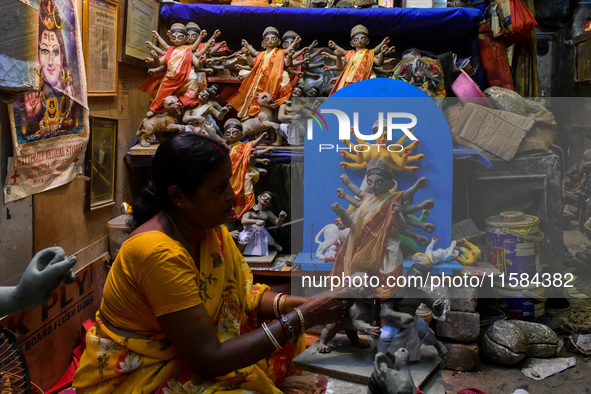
[[495, 285, 546, 323], [451, 69, 491, 107], [485, 211, 544, 276], [107, 214, 132, 260]]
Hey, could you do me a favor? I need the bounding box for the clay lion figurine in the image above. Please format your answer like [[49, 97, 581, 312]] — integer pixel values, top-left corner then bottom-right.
[[137, 95, 185, 147], [241, 92, 281, 138]]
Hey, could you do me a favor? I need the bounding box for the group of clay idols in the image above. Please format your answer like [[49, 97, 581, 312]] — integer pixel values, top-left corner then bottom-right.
[[136, 21, 447, 148]]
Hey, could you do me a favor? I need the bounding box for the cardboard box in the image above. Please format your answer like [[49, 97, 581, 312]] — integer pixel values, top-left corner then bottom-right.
[[452, 103, 534, 161]]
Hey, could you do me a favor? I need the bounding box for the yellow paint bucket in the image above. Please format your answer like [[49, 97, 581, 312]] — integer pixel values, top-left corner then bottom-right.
[[485, 211, 544, 276]]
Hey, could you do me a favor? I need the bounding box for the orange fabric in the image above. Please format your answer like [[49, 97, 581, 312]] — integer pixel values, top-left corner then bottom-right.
[[140, 45, 198, 114], [230, 141, 257, 220], [228, 48, 292, 118], [331, 191, 404, 299], [329, 49, 375, 96]]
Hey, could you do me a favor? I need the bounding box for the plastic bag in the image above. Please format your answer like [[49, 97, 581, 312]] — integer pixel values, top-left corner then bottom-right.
[[495, 0, 537, 47]]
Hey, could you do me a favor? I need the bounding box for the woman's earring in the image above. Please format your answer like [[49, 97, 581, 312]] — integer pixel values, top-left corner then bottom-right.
[[177, 202, 183, 208]]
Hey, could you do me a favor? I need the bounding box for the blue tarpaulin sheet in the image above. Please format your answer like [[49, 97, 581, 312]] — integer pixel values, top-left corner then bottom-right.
[[161, 3, 483, 57]]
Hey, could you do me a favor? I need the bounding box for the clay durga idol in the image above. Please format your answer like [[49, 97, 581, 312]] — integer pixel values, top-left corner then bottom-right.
[[225, 118, 273, 220], [227, 27, 295, 119], [140, 23, 202, 116], [322, 24, 391, 96]]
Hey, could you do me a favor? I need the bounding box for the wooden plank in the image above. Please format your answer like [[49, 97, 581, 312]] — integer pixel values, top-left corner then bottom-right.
[[129, 143, 158, 156], [293, 334, 441, 388], [244, 250, 277, 268], [0, 254, 109, 391]]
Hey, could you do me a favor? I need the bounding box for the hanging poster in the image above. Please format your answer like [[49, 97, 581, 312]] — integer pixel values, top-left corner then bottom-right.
[[4, 0, 89, 203]]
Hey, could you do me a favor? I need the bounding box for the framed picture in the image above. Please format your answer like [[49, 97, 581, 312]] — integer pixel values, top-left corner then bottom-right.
[[83, 0, 119, 95], [120, 0, 161, 67], [85, 116, 117, 210]]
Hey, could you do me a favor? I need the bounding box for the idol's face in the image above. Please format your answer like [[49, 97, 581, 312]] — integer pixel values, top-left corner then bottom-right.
[[224, 126, 242, 143], [262, 34, 280, 49], [351, 34, 369, 49], [198, 90, 210, 102], [187, 29, 200, 44], [367, 173, 395, 195], [258, 192, 272, 207], [39, 30, 62, 88], [282, 37, 295, 49], [169, 27, 188, 46]]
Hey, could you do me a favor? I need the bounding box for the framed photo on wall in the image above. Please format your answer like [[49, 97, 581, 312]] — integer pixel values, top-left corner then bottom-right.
[[83, 0, 119, 95], [86, 116, 117, 210], [120, 0, 160, 67]]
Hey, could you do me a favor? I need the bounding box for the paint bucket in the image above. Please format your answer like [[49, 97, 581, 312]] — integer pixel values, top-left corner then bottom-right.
[[495, 285, 546, 323], [485, 211, 544, 276]]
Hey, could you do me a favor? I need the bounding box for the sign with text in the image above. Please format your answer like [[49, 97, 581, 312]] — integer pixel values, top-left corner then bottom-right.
[[0, 257, 108, 391]]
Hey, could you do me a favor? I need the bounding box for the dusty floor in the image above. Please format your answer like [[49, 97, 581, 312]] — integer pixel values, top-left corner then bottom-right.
[[430, 229, 591, 394]]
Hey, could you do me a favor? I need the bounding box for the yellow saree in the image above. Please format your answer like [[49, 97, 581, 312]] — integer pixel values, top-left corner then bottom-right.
[[73, 226, 304, 393]]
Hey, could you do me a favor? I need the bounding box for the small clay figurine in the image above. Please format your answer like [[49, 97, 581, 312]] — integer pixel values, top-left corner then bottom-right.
[[317, 290, 381, 353], [182, 87, 230, 142], [139, 23, 202, 116], [238, 191, 287, 255], [136, 95, 185, 147], [378, 263, 448, 362], [227, 27, 295, 119], [240, 92, 281, 138], [225, 119, 273, 220], [321, 25, 391, 96], [276, 85, 304, 146], [314, 218, 350, 259], [368, 349, 417, 394], [411, 236, 458, 266]]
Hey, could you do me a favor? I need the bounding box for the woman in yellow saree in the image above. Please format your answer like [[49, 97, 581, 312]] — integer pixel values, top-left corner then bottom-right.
[[73, 134, 348, 393]]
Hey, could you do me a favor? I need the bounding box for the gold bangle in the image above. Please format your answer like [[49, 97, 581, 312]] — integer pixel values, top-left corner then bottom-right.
[[279, 294, 287, 316], [273, 293, 283, 319], [293, 307, 305, 334], [262, 322, 281, 350]]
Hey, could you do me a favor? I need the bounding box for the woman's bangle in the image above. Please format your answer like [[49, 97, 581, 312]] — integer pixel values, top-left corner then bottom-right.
[[279, 294, 288, 316], [262, 322, 282, 350], [280, 315, 297, 344], [293, 307, 306, 334], [273, 293, 284, 319]]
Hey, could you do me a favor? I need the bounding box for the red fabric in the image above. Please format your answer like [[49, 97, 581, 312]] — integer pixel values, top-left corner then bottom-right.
[[504, 0, 537, 47], [458, 389, 488, 394], [45, 319, 95, 394], [478, 23, 514, 90], [140, 46, 197, 114]]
